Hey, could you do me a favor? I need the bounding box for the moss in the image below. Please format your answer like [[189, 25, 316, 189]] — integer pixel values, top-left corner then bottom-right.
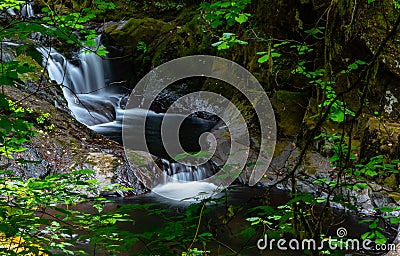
[[126, 151, 149, 167], [389, 192, 400, 202], [271, 90, 309, 137], [304, 161, 318, 175], [384, 174, 398, 190], [274, 140, 288, 157], [150, 15, 215, 67], [105, 16, 215, 77], [106, 18, 174, 57]]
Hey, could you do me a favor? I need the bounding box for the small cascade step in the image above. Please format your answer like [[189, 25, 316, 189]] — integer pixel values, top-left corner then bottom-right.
[[157, 158, 218, 183]]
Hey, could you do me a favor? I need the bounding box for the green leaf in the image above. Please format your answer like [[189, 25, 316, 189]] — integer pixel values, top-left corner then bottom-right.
[[348, 63, 358, 70], [246, 217, 259, 222], [390, 217, 400, 224], [353, 183, 368, 189], [235, 13, 249, 24], [71, 169, 96, 175], [211, 41, 223, 47], [198, 232, 213, 238], [355, 60, 366, 65], [273, 41, 290, 47], [361, 231, 372, 240], [258, 54, 270, 63], [359, 219, 374, 224], [329, 109, 345, 122], [211, 20, 223, 28], [222, 32, 235, 38]]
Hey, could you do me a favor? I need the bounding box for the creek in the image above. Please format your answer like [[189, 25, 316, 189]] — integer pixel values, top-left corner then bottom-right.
[[38, 38, 396, 255], [38, 39, 225, 201]]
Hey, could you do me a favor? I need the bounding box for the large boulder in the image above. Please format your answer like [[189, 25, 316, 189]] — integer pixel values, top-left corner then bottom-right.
[[1, 84, 146, 196]]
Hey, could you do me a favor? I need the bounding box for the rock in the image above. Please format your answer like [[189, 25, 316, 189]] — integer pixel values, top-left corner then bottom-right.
[[105, 18, 174, 57], [384, 242, 400, 256], [359, 0, 400, 77], [1, 85, 146, 196], [271, 90, 309, 138], [360, 117, 400, 162], [103, 16, 214, 85]]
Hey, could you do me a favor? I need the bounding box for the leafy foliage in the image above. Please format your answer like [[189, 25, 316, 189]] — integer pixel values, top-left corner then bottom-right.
[[0, 94, 35, 158], [1, 0, 400, 255], [211, 32, 248, 50], [0, 170, 133, 255], [40, 0, 115, 53], [200, 0, 251, 28]]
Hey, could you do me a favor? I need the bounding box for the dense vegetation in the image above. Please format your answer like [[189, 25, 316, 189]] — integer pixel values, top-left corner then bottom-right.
[[1, 0, 400, 255]]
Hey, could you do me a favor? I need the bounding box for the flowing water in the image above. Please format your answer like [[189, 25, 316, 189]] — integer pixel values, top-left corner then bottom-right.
[[21, 2, 34, 18], [11, 21, 396, 255], [6, 1, 34, 18], [37, 45, 124, 126], [39, 42, 220, 200]]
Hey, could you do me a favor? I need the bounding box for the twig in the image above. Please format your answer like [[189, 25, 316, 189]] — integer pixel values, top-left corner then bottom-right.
[[186, 202, 206, 253]]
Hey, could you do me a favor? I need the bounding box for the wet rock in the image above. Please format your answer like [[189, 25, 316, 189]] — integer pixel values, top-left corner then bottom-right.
[[105, 18, 174, 58], [1, 85, 145, 196], [360, 117, 400, 164], [103, 16, 214, 85], [270, 90, 309, 138]]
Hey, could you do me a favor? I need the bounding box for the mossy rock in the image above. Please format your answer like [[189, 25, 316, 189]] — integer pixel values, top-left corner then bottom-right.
[[150, 15, 215, 67], [270, 90, 309, 137], [1, 85, 144, 195], [106, 18, 175, 57], [104, 16, 215, 85], [359, 117, 400, 162], [105, 15, 214, 64], [384, 174, 398, 190]]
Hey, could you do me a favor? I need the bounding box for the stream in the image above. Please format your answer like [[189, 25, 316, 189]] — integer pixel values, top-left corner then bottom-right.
[[37, 38, 396, 255], [64, 186, 385, 256], [38, 40, 225, 201]]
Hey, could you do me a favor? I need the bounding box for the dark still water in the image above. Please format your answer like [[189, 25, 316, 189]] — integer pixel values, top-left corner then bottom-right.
[[69, 186, 393, 256]]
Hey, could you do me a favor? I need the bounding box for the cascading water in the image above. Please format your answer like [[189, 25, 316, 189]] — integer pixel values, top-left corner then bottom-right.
[[21, 2, 34, 18], [5, 1, 34, 18], [39, 40, 220, 200], [6, 8, 16, 16], [158, 159, 215, 182], [152, 159, 220, 201], [37, 40, 123, 126]]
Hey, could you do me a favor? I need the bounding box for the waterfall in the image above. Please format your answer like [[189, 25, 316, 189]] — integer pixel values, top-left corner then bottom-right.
[[159, 159, 215, 182], [6, 8, 16, 16], [38, 41, 220, 201], [37, 43, 121, 126], [1, 43, 16, 62], [21, 3, 34, 18], [151, 159, 220, 201], [5, 1, 34, 18]]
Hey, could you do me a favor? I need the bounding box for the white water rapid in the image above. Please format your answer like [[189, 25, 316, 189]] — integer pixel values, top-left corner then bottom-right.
[[39, 40, 220, 201]]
